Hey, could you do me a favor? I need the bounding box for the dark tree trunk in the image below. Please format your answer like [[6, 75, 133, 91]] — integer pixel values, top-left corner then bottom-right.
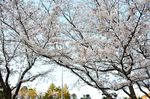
[[0, 73, 12, 99], [3, 88, 12, 99], [129, 85, 137, 99]]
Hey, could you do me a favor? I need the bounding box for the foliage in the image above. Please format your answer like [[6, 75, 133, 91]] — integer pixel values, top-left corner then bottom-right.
[[19, 86, 28, 97], [71, 93, 77, 99], [43, 83, 70, 99], [27, 88, 37, 99], [102, 92, 117, 99], [18, 86, 37, 99], [80, 94, 91, 99], [141, 93, 150, 99]]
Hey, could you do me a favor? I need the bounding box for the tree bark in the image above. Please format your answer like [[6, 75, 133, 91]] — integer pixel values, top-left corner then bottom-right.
[[0, 72, 12, 99], [129, 85, 137, 99], [2, 87, 12, 99], [5, 91, 11, 99]]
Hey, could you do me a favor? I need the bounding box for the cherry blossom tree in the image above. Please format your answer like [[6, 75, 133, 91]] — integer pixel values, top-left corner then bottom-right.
[[1, 0, 150, 99], [0, 1, 55, 99], [0, 28, 53, 99]]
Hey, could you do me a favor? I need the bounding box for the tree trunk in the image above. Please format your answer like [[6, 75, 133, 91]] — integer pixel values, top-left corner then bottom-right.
[[129, 85, 137, 99], [3, 89, 12, 99], [0, 74, 12, 99], [5, 92, 11, 99]]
